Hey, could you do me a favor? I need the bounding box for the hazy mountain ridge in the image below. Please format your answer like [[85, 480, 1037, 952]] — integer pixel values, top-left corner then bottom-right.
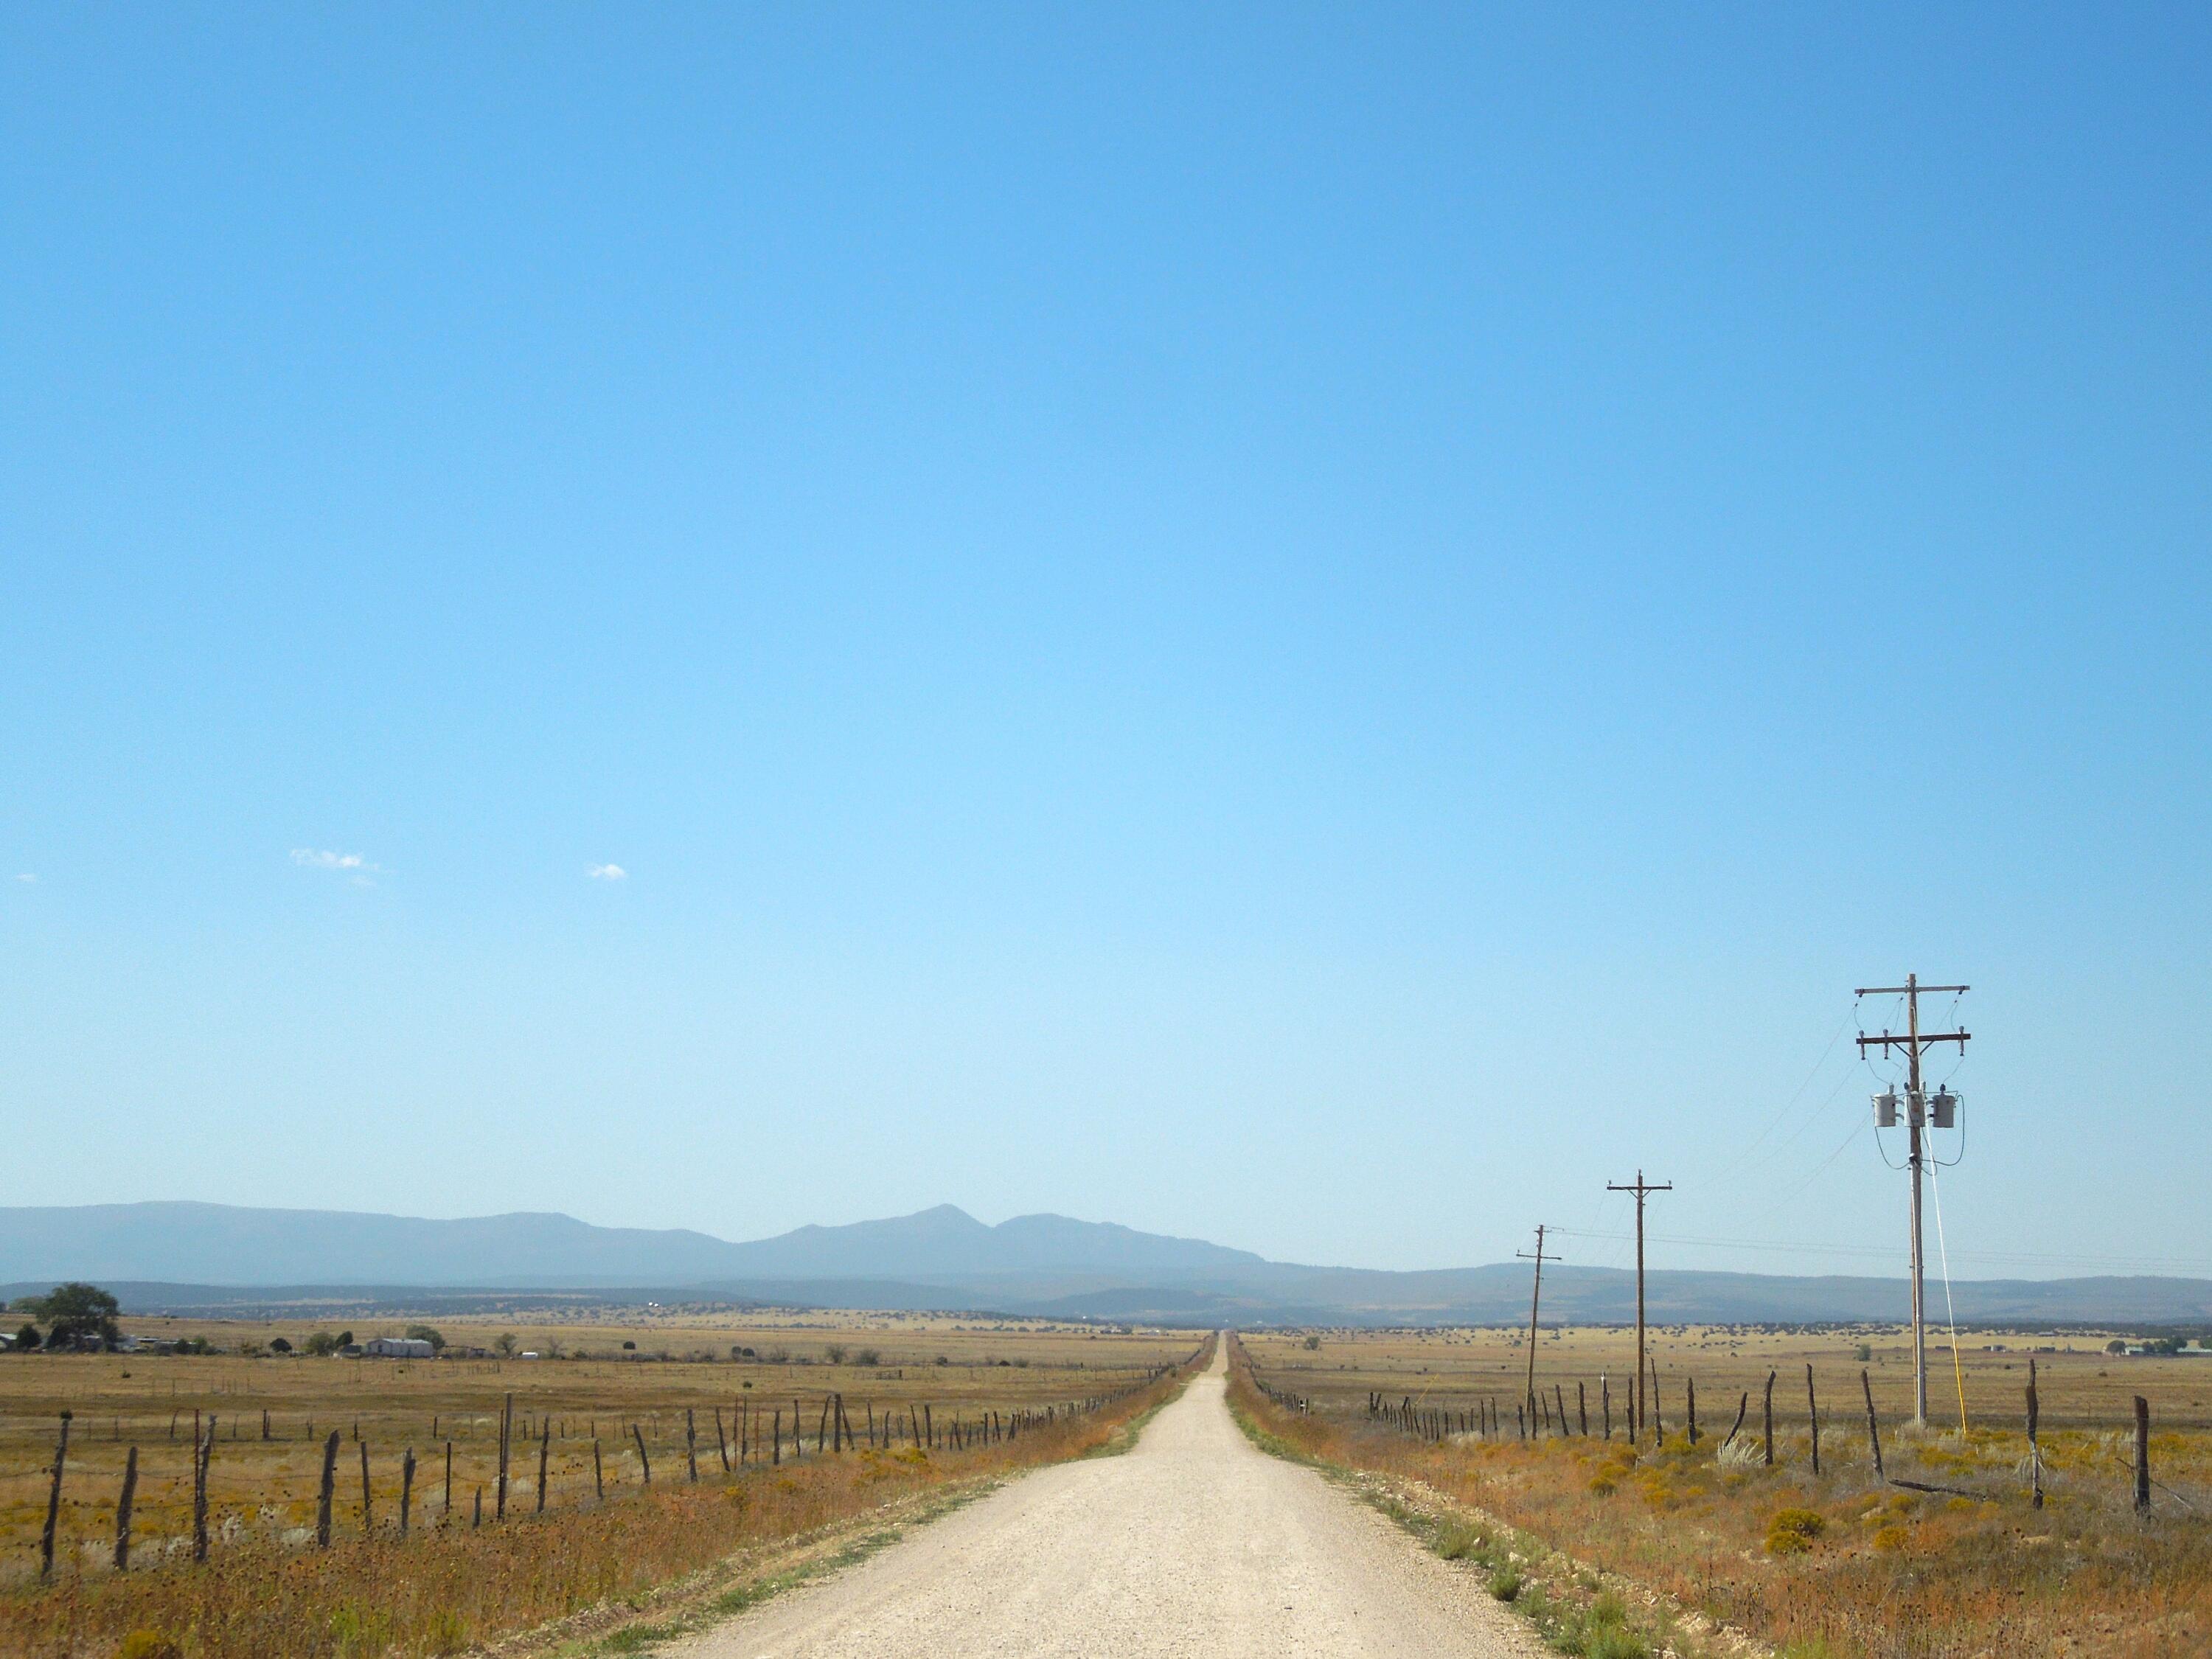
[[4, 1202, 2206, 1326]]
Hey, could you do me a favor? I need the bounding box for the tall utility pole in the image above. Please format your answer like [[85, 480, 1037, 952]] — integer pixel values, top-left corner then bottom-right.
[[1517, 1225, 1559, 1422], [1606, 1171, 1671, 1444], [1857, 973, 1969, 1425]]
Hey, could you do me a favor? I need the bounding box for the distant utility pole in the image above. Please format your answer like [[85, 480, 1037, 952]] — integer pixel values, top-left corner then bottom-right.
[[1857, 973, 1970, 1426], [1517, 1225, 1560, 1422], [1606, 1171, 1671, 1444]]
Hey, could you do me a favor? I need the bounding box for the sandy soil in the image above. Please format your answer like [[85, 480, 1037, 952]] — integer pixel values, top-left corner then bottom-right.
[[678, 1339, 1544, 1658]]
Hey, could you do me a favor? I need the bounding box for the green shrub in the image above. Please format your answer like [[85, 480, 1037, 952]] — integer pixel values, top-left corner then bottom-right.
[[1585, 1630, 1652, 1659], [1435, 1522, 1486, 1561], [1489, 1567, 1524, 1601], [1765, 1506, 1828, 1554]]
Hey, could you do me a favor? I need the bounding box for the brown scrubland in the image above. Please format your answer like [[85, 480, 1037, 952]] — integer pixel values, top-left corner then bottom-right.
[[1236, 1324, 2212, 1659], [0, 1310, 1204, 1658]]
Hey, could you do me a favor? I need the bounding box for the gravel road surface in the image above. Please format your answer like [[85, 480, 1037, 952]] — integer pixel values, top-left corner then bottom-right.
[[678, 1340, 1543, 1658]]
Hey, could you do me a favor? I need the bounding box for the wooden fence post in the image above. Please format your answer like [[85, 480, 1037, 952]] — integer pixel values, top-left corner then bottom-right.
[[400, 1447, 416, 1536], [497, 1394, 513, 1520], [2135, 1397, 2151, 1514], [773, 1409, 782, 1464], [114, 1444, 139, 1571], [633, 1424, 653, 1484], [714, 1408, 730, 1472], [1649, 1365, 1663, 1441], [1601, 1376, 1611, 1439], [594, 1439, 604, 1500], [194, 1416, 216, 1562], [1722, 1391, 1747, 1450], [2026, 1358, 2043, 1509], [444, 1441, 453, 1520], [39, 1413, 71, 1579], [686, 1409, 699, 1483], [1688, 1377, 1699, 1444], [1763, 1371, 1775, 1466], [358, 1440, 372, 1533], [1578, 1381, 1589, 1436], [1806, 1366, 1820, 1476], [1861, 1369, 1885, 1480], [317, 1430, 340, 1548], [538, 1423, 550, 1512]]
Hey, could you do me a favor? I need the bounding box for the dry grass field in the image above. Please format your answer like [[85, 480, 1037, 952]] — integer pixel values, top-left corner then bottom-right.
[[1237, 1325, 2212, 1659], [0, 1309, 1205, 1658]]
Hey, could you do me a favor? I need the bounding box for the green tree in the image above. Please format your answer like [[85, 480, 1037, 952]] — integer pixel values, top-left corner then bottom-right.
[[403, 1324, 448, 1352], [304, 1330, 340, 1357], [268, 1336, 293, 1354], [11, 1324, 40, 1352], [493, 1332, 519, 1357], [35, 1283, 121, 1349]]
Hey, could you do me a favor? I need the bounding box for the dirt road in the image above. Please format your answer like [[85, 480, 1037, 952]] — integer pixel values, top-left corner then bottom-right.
[[679, 1339, 1542, 1658]]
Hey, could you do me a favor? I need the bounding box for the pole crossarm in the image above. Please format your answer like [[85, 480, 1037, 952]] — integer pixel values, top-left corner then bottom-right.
[[1856, 984, 1969, 996], [1857, 1031, 1969, 1050]]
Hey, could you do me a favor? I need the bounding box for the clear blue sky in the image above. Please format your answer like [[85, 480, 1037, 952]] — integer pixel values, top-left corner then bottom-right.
[[4, 5, 2207, 1280]]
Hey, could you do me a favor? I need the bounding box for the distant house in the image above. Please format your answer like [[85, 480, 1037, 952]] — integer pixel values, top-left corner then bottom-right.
[[362, 1337, 434, 1359]]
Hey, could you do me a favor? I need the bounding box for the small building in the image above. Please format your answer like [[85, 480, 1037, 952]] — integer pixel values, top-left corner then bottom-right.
[[362, 1337, 434, 1359]]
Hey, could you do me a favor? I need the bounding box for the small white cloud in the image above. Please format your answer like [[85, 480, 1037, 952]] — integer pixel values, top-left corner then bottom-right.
[[587, 863, 628, 881], [292, 849, 366, 870], [292, 849, 380, 885], [14, 873, 33, 884]]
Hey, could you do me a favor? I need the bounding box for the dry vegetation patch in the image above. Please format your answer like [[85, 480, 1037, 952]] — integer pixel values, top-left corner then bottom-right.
[[1236, 1326, 2212, 1659], [0, 1314, 1208, 1658]]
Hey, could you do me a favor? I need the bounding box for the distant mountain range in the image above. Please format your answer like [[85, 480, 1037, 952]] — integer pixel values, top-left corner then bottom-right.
[[4, 1201, 2207, 1326]]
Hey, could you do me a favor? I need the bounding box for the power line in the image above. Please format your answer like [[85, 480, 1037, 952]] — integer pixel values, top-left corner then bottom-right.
[[1545, 1228, 2212, 1274], [1682, 1006, 1857, 1195]]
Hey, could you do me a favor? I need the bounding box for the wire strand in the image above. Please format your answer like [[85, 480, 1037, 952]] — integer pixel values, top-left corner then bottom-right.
[[1929, 1161, 1969, 1432]]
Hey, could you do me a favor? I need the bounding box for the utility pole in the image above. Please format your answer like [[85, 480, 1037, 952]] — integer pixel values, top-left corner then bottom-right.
[[1606, 1171, 1671, 1444], [1517, 1225, 1559, 1424], [1857, 973, 1969, 1426]]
